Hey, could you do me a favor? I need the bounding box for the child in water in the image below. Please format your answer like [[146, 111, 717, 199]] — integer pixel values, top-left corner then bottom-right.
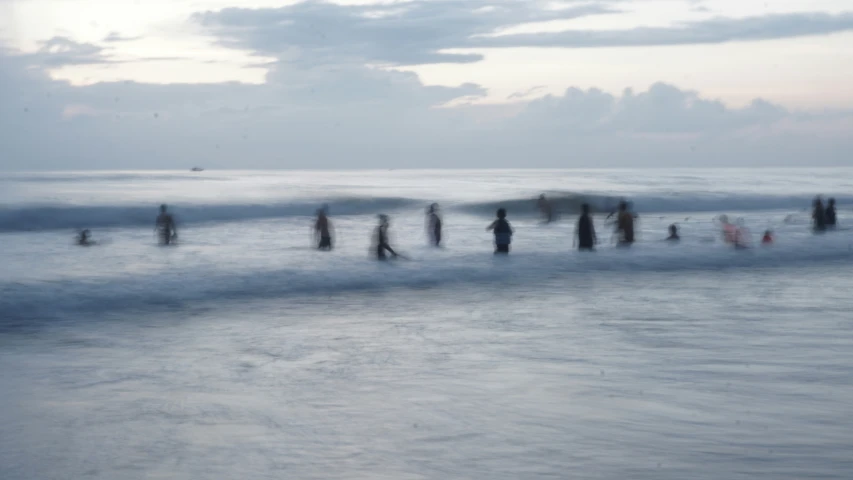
[[487, 208, 513, 254], [76, 229, 96, 246], [666, 224, 679, 241], [762, 230, 774, 245]]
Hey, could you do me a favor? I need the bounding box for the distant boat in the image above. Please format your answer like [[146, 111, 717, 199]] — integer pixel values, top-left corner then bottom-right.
[[190, 167, 204, 172]]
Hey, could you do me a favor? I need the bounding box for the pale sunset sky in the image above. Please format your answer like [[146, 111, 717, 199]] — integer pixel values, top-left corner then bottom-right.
[[1, 0, 852, 169]]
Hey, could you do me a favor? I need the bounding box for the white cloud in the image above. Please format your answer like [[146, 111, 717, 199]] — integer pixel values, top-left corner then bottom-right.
[[513, 83, 788, 134], [195, 2, 853, 65], [2, 43, 851, 171], [2, 0, 853, 170]]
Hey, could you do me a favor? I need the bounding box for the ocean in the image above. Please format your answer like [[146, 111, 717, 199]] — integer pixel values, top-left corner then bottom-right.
[[2, 169, 853, 479]]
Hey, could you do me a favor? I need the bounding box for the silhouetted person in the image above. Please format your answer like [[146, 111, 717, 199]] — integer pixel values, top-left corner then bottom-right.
[[315, 207, 333, 250], [76, 229, 95, 246], [487, 208, 513, 254], [762, 230, 774, 245], [616, 201, 635, 246], [537, 194, 554, 223], [373, 214, 398, 260], [607, 200, 638, 221], [666, 224, 679, 241], [427, 203, 442, 246], [155, 204, 177, 245], [825, 198, 837, 228], [813, 197, 826, 232], [574, 203, 596, 251]]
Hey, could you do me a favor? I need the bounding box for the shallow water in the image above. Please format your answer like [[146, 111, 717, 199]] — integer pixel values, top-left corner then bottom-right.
[[2, 169, 853, 479]]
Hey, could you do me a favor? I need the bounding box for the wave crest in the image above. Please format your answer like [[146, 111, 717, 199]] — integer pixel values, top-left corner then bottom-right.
[[2, 193, 848, 232]]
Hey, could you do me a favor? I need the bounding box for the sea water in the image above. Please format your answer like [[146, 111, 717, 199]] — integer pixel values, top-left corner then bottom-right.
[[2, 169, 853, 479]]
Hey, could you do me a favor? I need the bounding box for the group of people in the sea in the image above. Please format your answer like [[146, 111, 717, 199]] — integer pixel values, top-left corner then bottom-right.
[[76, 204, 177, 246], [812, 196, 838, 232], [75, 195, 839, 257], [313, 198, 639, 259]]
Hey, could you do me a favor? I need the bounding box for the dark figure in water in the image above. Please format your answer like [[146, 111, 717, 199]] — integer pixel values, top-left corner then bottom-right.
[[825, 198, 837, 228], [575, 203, 596, 251], [616, 201, 635, 245], [666, 224, 680, 241], [76, 229, 95, 246], [427, 203, 442, 247], [537, 194, 554, 223], [487, 208, 513, 254], [314, 206, 333, 250], [813, 197, 827, 232], [373, 214, 399, 260], [607, 200, 638, 221], [155, 204, 178, 245]]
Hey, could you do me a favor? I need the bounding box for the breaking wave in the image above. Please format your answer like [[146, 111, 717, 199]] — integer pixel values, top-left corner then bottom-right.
[[2, 193, 850, 232], [3, 233, 852, 327]]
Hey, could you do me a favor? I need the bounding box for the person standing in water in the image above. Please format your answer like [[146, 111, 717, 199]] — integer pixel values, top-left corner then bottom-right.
[[76, 229, 96, 246], [825, 198, 837, 228], [574, 203, 596, 251], [718, 215, 737, 245], [426, 203, 442, 247], [813, 197, 827, 232], [314, 206, 333, 250], [155, 204, 177, 245], [666, 224, 679, 241], [616, 201, 635, 246], [607, 200, 638, 221], [487, 208, 513, 254], [537, 194, 554, 223], [373, 214, 399, 260]]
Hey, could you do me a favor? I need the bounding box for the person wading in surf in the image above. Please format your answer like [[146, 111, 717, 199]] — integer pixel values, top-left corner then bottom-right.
[[155, 204, 178, 245], [426, 203, 442, 247], [813, 197, 827, 232], [487, 208, 513, 254], [314, 206, 333, 250], [825, 198, 837, 228], [76, 229, 96, 246], [616, 201, 635, 246], [574, 203, 596, 251], [538, 194, 554, 223], [373, 214, 399, 260], [666, 224, 679, 242]]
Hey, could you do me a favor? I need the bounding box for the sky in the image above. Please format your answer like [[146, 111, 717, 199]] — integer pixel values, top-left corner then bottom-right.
[[1, 0, 852, 170]]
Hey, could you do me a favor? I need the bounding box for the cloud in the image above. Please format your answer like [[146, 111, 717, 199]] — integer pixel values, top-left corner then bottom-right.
[[103, 32, 143, 43], [33, 36, 113, 67], [0, 42, 489, 168], [481, 12, 853, 48], [513, 83, 788, 134], [193, 0, 617, 66], [3, 40, 851, 171], [507, 86, 546, 100], [2, 0, 852, 175], [194, 2, 853, 68]]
